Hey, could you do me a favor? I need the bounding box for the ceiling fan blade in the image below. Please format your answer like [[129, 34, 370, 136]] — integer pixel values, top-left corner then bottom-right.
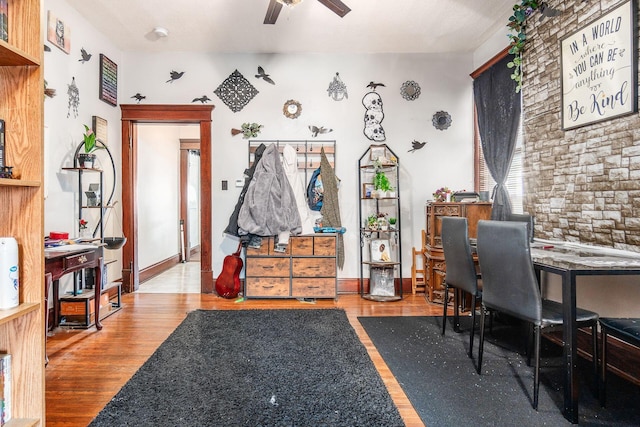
[[264, 0, 283, 24], [317, 0, 351, 17]]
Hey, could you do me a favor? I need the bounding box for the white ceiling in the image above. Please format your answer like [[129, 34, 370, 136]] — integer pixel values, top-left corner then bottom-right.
[[65, 0, 514, 54]]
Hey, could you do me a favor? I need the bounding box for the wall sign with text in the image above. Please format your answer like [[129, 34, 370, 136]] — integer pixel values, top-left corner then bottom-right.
[[561, 0, 637, 130], [99, 54, 118, 107]]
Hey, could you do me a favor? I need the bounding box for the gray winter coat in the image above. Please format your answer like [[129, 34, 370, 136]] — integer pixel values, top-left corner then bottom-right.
[[238, 143, 302, 237]]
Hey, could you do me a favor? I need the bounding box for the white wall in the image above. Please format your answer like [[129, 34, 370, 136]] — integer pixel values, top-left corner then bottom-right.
[[43, 0, 125, 292], [45, 0, 479, 284], [121, 51, 476, 279], [137, 124, 180, 268]]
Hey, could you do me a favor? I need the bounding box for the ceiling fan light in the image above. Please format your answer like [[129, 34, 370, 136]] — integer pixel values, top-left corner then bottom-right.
[[276, 0, 303, 6]]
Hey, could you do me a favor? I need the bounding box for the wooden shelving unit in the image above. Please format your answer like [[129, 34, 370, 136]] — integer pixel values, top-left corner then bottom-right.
[[0, 0, 45, 424]]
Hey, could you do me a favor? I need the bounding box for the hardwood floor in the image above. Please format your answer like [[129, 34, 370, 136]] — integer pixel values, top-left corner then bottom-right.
[[45, 286, 446, 426]]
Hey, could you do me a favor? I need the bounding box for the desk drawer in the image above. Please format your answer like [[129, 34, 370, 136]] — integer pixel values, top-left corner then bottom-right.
[[246, 258, 289, 277], [63, 251, 96, 270], [292, 258, 335, 277], [245, 278, 289, 297]]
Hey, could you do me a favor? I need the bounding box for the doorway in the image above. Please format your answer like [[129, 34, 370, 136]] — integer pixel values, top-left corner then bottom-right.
[[120, 104, 214, 293]]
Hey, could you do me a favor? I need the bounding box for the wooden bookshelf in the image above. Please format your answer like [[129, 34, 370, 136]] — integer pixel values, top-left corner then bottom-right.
[[0, 0, 44, 424]]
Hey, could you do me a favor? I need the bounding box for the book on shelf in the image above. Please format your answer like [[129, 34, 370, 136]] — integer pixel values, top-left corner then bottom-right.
[[0, 0, 7, 43], [0, 353, 11, 425]]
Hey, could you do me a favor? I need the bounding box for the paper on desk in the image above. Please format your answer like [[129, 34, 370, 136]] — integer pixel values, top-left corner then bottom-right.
[[44, 244, 98, 252]]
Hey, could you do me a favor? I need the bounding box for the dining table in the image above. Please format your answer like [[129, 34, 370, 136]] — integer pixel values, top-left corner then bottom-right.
[[529, 240, 640, 424]]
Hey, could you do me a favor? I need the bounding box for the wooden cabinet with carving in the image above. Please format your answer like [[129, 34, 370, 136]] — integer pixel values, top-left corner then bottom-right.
[[424, 202, 491, 304]]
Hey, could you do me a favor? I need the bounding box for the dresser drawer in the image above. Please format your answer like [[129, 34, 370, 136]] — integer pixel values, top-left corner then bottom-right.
[[313, 236, 336, 256], [246, 257, 289, 277], [291, 237, 313, 255], [245, 278, 289, 297], [292, 278, 335, 298], [292, 258, 335, 277]]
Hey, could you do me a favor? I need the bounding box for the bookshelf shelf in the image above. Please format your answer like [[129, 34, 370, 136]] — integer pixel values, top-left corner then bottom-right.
[[0, 0, 45, 423], [0, 303, 39, 326]]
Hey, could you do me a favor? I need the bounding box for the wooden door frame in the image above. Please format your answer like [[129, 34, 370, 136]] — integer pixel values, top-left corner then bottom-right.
[[179, 139, 201, 262], [120, 104, 214, 293]]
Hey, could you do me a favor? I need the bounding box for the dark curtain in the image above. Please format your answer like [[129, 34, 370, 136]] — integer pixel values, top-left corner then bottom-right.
[[473, 55, 521, 220]]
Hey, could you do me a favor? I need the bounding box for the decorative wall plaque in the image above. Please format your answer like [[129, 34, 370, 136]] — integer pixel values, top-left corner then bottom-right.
[[561, 0, 637, 130], [214, 70, 259, 113], [99, 54, 118, 107]]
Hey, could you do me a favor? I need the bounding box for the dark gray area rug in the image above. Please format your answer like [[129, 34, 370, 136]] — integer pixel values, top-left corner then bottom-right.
[[90, 309, 404, 426], [359, 315, 640, 427]]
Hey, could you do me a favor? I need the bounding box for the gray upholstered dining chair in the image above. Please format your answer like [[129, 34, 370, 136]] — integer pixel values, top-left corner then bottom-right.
[[506, 213, 535, 242], [441, 216, 481, 358], [599, 317, 640, 407], [476, 220, 599, 410]]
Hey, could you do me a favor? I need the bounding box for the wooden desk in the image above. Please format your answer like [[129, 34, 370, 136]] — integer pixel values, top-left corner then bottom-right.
[[44, 245, 104, 332], [531, 242, 640, 423]]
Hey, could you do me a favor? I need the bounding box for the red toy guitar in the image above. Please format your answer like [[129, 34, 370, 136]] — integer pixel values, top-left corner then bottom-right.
[[215, 242, 243, 299]]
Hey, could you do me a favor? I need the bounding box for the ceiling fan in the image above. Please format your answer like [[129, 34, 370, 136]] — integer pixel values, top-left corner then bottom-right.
[[264, 0, 351, 25]]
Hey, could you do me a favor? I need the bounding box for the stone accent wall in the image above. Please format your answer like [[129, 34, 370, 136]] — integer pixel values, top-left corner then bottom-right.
[[522, 0, 640, 251]]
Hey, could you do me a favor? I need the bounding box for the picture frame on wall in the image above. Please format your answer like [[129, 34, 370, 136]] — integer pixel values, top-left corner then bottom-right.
[[92, 116, 108, 145], [560, 0, 637, 130], [46, 11, 71, 54], [99, 54, 118, 107]]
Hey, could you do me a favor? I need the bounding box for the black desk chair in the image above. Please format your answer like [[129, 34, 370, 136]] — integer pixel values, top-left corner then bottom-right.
[[599, 318, 640, 407], [441, 216, 481, 358], [476, 220, 599, 409]]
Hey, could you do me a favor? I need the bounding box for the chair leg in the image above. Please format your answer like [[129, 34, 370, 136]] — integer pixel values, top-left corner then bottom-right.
[[526, 323, 533, 366], [468, 295, 476, 359], [600, 327, 608, 407], [591, 324, 598, 399], [442, 283, 449, 335], [453, 288, 460, 333], [534, 325, 541, 410], [478, 305, 486, 374]]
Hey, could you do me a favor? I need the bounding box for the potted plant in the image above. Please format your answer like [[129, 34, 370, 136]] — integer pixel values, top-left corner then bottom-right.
[[366, 214, 378, 230], [77, 125, 101, 168], [374, 170, 391, 197], [375, 212, 389, 231], [388, 217, 397, 229]]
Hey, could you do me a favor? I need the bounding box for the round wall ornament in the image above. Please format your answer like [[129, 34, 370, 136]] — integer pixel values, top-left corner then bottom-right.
[[400, 80, 421, 101], [283, 99, 302, 119], [432, 111, 452, 130]]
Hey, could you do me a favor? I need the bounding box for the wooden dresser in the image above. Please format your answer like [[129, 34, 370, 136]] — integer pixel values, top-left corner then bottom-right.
[[245, 234, 337, 299], [424, 202, 492, 304]]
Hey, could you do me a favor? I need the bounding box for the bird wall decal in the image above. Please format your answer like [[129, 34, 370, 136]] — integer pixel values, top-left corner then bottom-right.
[[366, 81, 385, 91], [408, 140, 427, 152], [131, 93, 146, 103], [309, 126, 333, 138], [166, 70, 185, 83], [192, 95, 211, 103], [79, 47, 91, 63], [255, 66, 275, 85]]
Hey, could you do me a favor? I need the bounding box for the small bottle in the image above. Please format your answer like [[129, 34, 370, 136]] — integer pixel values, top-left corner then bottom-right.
[[0, 237, 19, 309]]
